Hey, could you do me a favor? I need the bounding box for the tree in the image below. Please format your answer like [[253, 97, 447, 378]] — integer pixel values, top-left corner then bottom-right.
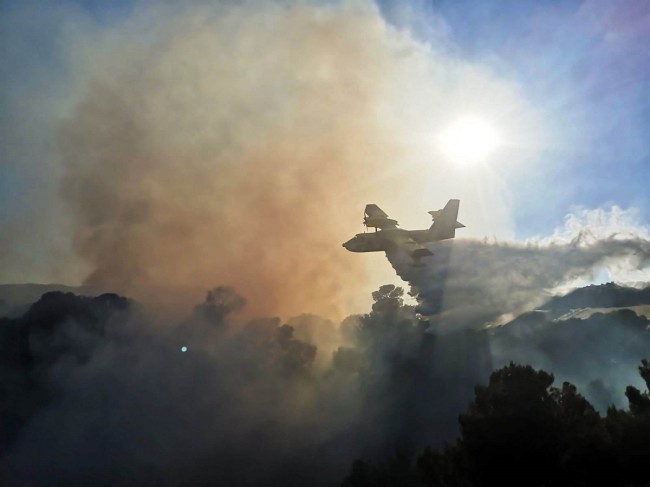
[[371, 285, 405, 314], [343, 360, 650, 487], [607, 359, 650, 485], [457, 363, 562, 486], [192, 286, 246, 325], [625, 359, 650, 416], [275, 324, 317, 376]]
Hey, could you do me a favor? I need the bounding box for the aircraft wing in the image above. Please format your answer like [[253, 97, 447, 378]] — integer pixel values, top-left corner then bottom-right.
[[383, 235, 432, 277], [394, 233, 433, 263], [364, 204, 398, 229]]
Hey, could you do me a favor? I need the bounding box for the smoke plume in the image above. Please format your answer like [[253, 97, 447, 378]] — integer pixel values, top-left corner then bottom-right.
[[388, 208, 650, 328], [56, 2, 390, 318], [60, 2, 389, 318], [4, 282, 648, 485], [51, 0, 535, 319]]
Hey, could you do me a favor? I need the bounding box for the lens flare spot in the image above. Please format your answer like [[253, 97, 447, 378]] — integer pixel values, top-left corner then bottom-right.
[[181, 346, 188, 353]]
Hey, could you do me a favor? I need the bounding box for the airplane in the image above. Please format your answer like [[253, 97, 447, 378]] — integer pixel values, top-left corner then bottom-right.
[[342, 199, 465, 266]]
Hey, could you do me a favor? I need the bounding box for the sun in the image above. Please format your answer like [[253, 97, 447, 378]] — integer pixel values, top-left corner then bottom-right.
[[438, 116, 500, 165]]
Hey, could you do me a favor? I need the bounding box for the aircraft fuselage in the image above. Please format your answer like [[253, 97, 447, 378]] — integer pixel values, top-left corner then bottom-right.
[[342, 229, 434, 253]]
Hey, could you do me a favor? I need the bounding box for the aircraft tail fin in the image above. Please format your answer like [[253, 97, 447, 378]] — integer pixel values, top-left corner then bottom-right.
[[429, 199, 464, 240]]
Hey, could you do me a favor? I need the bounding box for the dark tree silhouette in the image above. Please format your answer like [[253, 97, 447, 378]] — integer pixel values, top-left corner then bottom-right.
[[625, 359, 650, 416], [607, 359, 650, 485], [457, 363, 563, 486], [276, 324, 317, 376], [343, 360, 650, 487], [0, 292, 133, 455], [370, 284, 405, 314], [192, 285, 246, 325]]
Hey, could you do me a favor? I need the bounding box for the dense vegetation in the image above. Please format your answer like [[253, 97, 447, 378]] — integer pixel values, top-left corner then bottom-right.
[[342, 360, 650, 487], [1, 286, 649, 485]]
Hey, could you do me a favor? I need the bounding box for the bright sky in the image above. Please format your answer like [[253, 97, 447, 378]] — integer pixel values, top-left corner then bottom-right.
[[1, 0, 649, 294], [386, 0, 650, 237]]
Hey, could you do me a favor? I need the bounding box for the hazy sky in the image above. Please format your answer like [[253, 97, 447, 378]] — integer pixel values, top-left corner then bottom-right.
[[1, 0, 649, 316], [381, 0, 650, 226]]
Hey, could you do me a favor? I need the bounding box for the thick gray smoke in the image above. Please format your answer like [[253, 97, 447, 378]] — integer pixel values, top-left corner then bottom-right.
[[58, 1, 396, 319], [12, 0, 531, 320], [381, 211, 650, 412], [2, 288, 454, 486], [3, 210, 650, 486], [3, 280, 649, 486], [388, 233, 650, 329], [54, 1, 413, 318], [1, 291, 338, 485]]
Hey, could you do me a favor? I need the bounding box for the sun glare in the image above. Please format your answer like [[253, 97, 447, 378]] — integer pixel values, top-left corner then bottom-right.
[[439, 116, 500, 165]]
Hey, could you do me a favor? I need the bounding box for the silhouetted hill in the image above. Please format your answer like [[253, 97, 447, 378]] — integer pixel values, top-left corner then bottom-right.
[[491, 306, 650, 412], [540, 282, 650, 318]]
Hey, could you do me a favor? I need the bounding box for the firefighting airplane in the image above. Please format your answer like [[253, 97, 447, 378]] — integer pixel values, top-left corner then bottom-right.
[[342, 200, 464, 266]]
